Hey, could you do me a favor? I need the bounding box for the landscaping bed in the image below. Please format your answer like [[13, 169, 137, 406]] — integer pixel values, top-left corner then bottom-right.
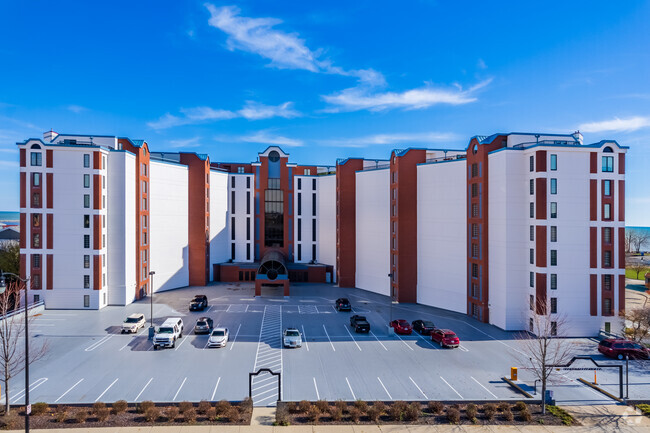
[[0, 399, 252, 430], [275, 400, 578, 426]]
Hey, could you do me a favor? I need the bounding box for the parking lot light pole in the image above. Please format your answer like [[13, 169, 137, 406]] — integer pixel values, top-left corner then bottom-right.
[[148, 271, 155, 340], [0, 270, 31, 433]]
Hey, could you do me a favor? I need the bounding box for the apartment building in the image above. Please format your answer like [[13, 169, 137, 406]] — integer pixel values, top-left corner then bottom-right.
[[17, 130, 626, 336]]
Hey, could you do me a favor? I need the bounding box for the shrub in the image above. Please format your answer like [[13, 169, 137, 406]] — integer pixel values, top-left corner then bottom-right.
[[466, 403, 477, 420], [483, 403, 497, 412], [388, 404, 403, 421], [315, 400, 329, 413], [446, 407, 460, 424], [514, 401, 528, 412], [96, 407, 111, 422], [75, 409, 88, 424], [138, 400, 155, 414], [206, 407, 217, 422], [503, 408, 514, 421], [226, 406, 240, 423], [241, 396, 253, 410], [546, 405, 574, 426], [184, 407, 197, 424], [286, 402, 298, 413], [367, 406, 381, 423], [178, 401, 193, 414], [0, 414, 20, 430], [165, 406, 179, 422], [484, 405, 496, 421], [215, 400, 232, 415], [113, 400, 128, 414], [428, 401, 443, 414], [404, 402, 420, 421], [306, 405, 321, 422], [31, 402, 48, 416], [335, 400, 347, 413], [328, 406, 343, 421], [144, 407, 160, 422], [197, 400, 211, 415], [373, 401, 386, 413], [275, 406, 290, 426], [54, 406, 68, 423], [348, 407, 361, 423], [520, 408, 533, 422], [92, 402, 106, 415], [498, 401, 511, 412], [298, 400, 311, 414], [354, 399, 368, 413]]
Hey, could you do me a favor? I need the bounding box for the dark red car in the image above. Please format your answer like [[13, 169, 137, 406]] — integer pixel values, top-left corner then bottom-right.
[[390, 319, 413, 335], [431, 329, 460, 348], [598, 339, 650, 360]]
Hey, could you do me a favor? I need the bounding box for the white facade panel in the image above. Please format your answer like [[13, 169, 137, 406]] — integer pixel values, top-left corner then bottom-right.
[[209, 170, 229, 278], [293, 176, 318, 263], [227, 174, 254, 262], [355, 169, 390, 296], [417, 160, 467, 313], [317, 175, 336, 278]]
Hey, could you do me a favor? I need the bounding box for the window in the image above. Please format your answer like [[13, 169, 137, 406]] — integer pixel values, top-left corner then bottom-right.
[[142, 181, 147, 193], [604, 274, 612, 290], [529, 156, 534, 172], [84, 194, 90, 208], [238, 166, 245, 174], [102, 195, 105, 209], [34, 294, 40, 303], [32, 193, 41, 207], [550, 202, 557, 218], [142, 163, 147, 176], [604, 251, 612, 267], [471, 283, 478, 298], [84, 174, 90, 188], [247, 217, 251, 240], [84, 235, 90, 248], [603, 227, 612, 244], [103, 156, 106, 169], [142, 232, 147, 245], [32, 233, 40, 248], [472, 243, 479, 258], [84, 295, 90, 308], [550, 178, 557, 194], [32, 173, 41, 187], [246, 243, 251, 261], [31, 275, 40, 289], [471, 163, 478, 178], [297, 244, 302, 261], [84, 215, 90, 228], [602, 156, 614, 172], [246, 191, 251, 214], [298, 192, 303, 216], [530, 202, 534, 218], [84, 275, 90, 289], [551, 226, 557, 242], [603, 298, 612, 315], [471, 203, 479, 218], [84, 154, 90, 168], [312, 219, 316, 242], [142, 197, 147, 210], [231, 217, 235, 239], [529, 179, 534, 195], [551, 274, 557, 290], [32, 254, 41, 268], [530, 225, 534, 241], [550, 250, 557, 266], [304, 168, 310, 175], [231, 243, 235, 260], [312, 179, 316, 190], [551, 321, 557, 336], [84, 255, 90, 268], [529, 318, 534, 332], [471, 263, 478, 278], [297, 178, 302, 190], [604, 203, 611, 220], [312, 244, 317, 261], [231, 191, 235, 214], [30, 152, 42, 166], [231, 176, 235, 188], [103, 234, 105, 248], [530, 248, 534, 265], [312, 193, 316, 216], [530, 295, 534, 311], [472, 223, 479, 238], [32, 214, 41, 228], [103, 215, 105, 228], [297, 219, 302, 241], [530, 272, 534, 288], [246, 176, 251, 188], [551, 298, 557, 314], [550, 154, 557, 171], [142, 215, 147, 228], [604, 180, 612, 196], [471, 183, 478, 197]]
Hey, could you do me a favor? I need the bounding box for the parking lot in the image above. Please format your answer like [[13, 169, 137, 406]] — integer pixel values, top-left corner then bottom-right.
[[8, 283, 649, 407]]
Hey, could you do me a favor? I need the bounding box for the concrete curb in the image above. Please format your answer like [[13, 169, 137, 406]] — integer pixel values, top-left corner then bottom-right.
[[577, 377, 623, 402], [501, 376, 533, 398]]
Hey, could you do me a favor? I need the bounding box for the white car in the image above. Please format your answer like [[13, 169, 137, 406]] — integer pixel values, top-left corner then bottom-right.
[[121, 313, 145, 334], [153, 318, 183, 350], [283, 328, 302, 348], [207, 328, 229, 348]]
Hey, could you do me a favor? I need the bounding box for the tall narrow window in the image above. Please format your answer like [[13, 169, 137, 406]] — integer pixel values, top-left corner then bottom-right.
[[246, 217, 251, 240], [604, 180, 612, 196], [530, 248, 534, 264], [297, 178, 302, 190], [530, 225, 534, 241], [84, 215, 90, 228], [603, 227, 612, 244], [471, 163, 478, 177], [602, 156, 614, 172], [550, 226, 557, 242], [32, 193, 41, 207], [471, 183, 478, 197], [472, 203, 479, 218], [550, 250, 557, 266], [603, 251, 612, 267], [529, 179, 534, 195], [31, 152, 42, 166], [551, 321, 557, 336], [471, 263, 478, 278], [84, 235, 90, 248], [530, 202, 534, 218], [246, 176, 251, 188], [550, 202, 557, 218], [231, 217, 236, 239], [84, 194, 90, 208], [297, 193, 302, 216], [312, 193, 316, 216], [246, 243, 251, 260], [32, 173, 41, 187], [84, 255, 90, 268], [246, 191, 251, 214], [84, 174, 90, 188], [231, 243, 235, 260], [297, 219, 302, 241], [32, 254, 41, 268], [238, 166, 244, 174], [550, 154, 557, 171], [32, 214, 41, 227], [529, 155, 534, 172], [84, 295, 90, 308], [551, 298, 557, 314], [604, 274, 612, 290], [312, 219, 316, 242], [297, 244, 302, 261], [550, 178, 557, 194], [32, 233, 40, 248], [231, 176, 235, 188], [530, 295, 534, 311], [530, 272, 534, 288], [472, 243, 479, 258], [603, 203, 611, 220], [603, 299, 612, 316], [84, 154, 90, 168], [231, 191, 236, 214], [84, 277, 90, 289], [312, 244, 316, 261], [472, 224, 479, 238], [550, 274, 557, 290]]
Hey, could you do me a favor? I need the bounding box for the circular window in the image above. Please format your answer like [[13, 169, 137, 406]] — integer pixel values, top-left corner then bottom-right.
[[472, 144, 478, 154], [269, 150, 280, 162]]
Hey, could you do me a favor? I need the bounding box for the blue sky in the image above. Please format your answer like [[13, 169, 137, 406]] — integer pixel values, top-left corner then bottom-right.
[[1, 1, 649, 225]]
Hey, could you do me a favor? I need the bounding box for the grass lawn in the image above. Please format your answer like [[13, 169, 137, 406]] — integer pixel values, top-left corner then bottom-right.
[[626, 268, 650, 280]]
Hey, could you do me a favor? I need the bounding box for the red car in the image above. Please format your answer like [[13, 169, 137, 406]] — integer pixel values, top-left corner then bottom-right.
[[390, 319, 413, 335], [598, 339, 650, 360], [431, 329, 460, 348]]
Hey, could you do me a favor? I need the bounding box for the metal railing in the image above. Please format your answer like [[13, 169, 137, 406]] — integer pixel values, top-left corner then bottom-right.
[[425, 154, 466, 163], [0, 300, 44, 321]]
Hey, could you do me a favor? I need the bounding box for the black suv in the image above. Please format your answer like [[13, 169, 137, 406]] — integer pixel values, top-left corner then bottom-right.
[[189, 295, 208, 311], [335, 298, 352, 311], [412, 319, 436, 335], [350, 315, 370, 333]]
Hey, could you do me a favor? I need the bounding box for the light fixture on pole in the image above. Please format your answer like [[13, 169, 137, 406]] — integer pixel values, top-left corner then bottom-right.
[[148, 271, 155, 340], [0, 270, 31, 433]]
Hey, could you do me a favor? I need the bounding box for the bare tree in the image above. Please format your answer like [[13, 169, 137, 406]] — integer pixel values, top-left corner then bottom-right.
[[625, 230, 635, 254], [630, 230, 650, 254], [0, 281, 48, 414], [516, 309, 572, 414], [627, 257, 648, 280], [623, 306, 650, 343]]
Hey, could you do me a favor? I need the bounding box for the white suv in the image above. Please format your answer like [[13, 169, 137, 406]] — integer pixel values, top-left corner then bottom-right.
[[122, 313, 146, 334], [153, 318, 184, 350]]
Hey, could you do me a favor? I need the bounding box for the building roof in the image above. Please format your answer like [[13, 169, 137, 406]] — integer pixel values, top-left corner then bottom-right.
[[0, 227, 19, 240]]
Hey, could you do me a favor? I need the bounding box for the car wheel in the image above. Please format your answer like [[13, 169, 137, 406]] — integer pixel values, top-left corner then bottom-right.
[[617, 354, 624, 360], [172, 339, 176, 348], [121, 330, 124, 334], [153, 345, 158, 351]]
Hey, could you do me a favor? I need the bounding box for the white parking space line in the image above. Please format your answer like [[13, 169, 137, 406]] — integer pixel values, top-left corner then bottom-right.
[[119, 328, 146, 351], [440, 376, 463, 399], [343, 325, 362, 351], [175, 335, 189, 351], [55, 378, 84, 403], [134, 378, 153, 402], [11, 378, 48, 403], [345, 377, 356, 400], [252, 387, 277, 399], [377, 377, 392, 400], [301, 325, 309, 351], [415, 332, 438, 349], [471, 376, 497, 399], [369, 331, 388, 351], [229, 324, 241, 351], [459, 344, 469, 352], [313, 377, 320, 400], [205, 305, 213, 313], [395, 333, 414, 351], [95, 378, 118, 402], [211, 377, 221, 401], [409, 377, 428, 399], [173, 377, 187, 401], [323, 325, 335, 351], [84, 335, 113, 352], [245, 304, 249, 313]]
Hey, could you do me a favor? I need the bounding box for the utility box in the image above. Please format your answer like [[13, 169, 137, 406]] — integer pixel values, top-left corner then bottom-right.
[[511, 367, 518, 381]]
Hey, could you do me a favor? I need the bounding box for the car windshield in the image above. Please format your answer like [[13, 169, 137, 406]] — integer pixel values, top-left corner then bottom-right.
[[398, 321, 408, 325], [196, 321, 206, 326], [340, 299, 349, 303], [212, 330, 225, 337], [600, 340, 612, 347], [423, 321, 435, 327], [285, 330, 300, 337], [125, 317, 141, 323], [158, 327, 173, 334], [445, 333, 457, 338]]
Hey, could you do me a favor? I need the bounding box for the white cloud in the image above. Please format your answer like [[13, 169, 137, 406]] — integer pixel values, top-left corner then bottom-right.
[[215, 130, 303, 147], [477, 58, 487, 70], [318, 131, 459, 148], [147, 101, 298, 130], [322, 79, 491, 113], [168, 137, 202, 148], [578, 116, 650, 133], [67, 105, 88, 113]]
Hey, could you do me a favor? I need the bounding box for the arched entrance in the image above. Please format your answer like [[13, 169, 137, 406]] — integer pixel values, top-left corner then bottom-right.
[[255, 251, 290, 296]]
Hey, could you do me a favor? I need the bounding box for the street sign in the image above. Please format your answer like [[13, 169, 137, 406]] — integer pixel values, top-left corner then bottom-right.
[[26, 404, 31, 415], [558, 367, 602, 371]]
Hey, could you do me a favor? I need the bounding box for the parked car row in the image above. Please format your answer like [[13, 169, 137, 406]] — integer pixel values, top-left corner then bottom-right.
[[598, 338, 650, 360]]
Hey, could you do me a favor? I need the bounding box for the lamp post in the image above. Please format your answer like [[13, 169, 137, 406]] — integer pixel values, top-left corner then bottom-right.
[[148, 271, 155, 340], [0, 270, 30, 433], [387, 273, 394, 335]]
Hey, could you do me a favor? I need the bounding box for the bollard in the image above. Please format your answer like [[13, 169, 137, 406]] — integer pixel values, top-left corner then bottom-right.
[[594, 370, 597, 385], [511, 367, 518, 381]]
